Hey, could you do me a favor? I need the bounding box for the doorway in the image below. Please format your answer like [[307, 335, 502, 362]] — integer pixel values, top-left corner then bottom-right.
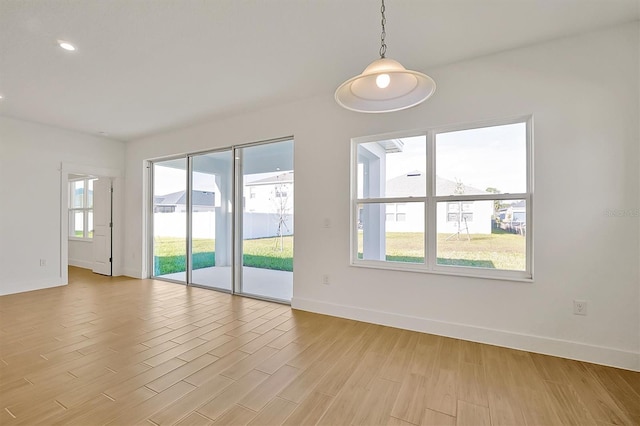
[[61, 163, 121, 284], [149, 138, 294, 303]]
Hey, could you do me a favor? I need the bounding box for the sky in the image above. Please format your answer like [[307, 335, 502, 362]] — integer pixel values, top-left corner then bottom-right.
[[153, 122, 526, 197], [383, 122, 527, 194]]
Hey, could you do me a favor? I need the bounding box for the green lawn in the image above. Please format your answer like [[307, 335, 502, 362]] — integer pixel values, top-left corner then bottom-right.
[[358, 230, 525, 270], [153, 236, 293, 275], [73, 230, 93, 238], [154, 230, 525, 276]]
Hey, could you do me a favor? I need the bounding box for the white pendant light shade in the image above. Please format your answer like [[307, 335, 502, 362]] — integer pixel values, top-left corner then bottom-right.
[[335, 58, 436, 113]]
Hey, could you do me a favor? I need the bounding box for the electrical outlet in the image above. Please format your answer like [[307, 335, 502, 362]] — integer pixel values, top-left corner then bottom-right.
[[322, 274, 330, 285], [39, 259, 46, 267], [573, 300, 587, 316]]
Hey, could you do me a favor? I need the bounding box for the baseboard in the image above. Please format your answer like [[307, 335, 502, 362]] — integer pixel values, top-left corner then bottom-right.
[[122, 268, 144, 279], [292, 297, 640, 372], [68, 259, 93, 270], [0, 278, 67, 296]]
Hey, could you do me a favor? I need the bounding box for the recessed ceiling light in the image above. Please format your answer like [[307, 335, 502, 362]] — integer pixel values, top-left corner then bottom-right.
[[58, 41, 76, 51]]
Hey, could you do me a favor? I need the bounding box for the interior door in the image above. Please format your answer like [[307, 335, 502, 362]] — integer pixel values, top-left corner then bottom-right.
[[93, 178, 112, 276]]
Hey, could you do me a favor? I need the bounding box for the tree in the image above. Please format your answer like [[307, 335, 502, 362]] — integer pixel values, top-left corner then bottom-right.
[[485, 187, 504, 213], [454, 178, 465, 195], [272, 181, 291, 252]]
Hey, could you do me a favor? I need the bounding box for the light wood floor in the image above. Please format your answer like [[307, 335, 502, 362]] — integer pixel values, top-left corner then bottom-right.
[[1, 268, 638, 426]]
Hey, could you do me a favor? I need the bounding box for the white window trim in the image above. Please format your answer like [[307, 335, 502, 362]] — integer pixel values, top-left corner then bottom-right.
[[350, 115, 534, 282]]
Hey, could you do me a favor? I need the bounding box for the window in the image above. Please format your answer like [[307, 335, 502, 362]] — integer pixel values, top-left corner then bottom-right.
[[154, 205, 175, 213], [352, 117, 532, 280], [69, 178, 96, 239], [386, 203, 407, 222], [447, 202, 473, 222]]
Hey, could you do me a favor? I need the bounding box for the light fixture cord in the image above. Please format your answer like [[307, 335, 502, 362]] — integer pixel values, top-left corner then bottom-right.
[[379, 0, 387, 58]]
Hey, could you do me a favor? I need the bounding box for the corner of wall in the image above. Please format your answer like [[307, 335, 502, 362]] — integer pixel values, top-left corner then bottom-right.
[[292, 297, 640, 372]]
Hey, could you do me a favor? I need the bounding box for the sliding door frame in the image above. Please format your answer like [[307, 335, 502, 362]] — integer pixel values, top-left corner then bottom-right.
[[233, 138, 295, 304], [187, 147, 234, 294], [148, 136, 294, 303], [148, 154, 189, 285]]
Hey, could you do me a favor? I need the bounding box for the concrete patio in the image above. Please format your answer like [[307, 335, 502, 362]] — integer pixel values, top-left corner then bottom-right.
[[158, 266, 293, 301]]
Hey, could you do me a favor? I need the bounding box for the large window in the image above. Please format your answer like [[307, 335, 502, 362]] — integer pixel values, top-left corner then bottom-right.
[[352, 117, 532, 280], [69, 177, 95, 239]]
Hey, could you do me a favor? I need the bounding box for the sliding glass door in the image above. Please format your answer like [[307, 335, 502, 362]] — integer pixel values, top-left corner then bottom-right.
[[237, 140, 294, 302], [190, 151, 233, 291], [150, 139, 293, 302], [152, 158, 187, 283]]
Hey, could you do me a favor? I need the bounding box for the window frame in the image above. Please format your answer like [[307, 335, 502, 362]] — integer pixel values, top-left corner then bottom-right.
[[350, 115, 533, 281], [69, 177, 96, 240]]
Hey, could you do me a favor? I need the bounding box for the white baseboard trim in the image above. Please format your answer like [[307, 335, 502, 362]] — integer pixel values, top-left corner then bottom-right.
[[292, 297, 640, 372], [123, 268, 144, 279], [0, 278, 67, 296], [68, 259, 93, 270]]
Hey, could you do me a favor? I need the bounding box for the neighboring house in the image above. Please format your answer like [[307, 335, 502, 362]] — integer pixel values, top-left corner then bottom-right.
[[498, 200, 526, 234], [153, 190, 217, 213], [153, 172, 294, 239], [244, 171, 293, 214], [369, 171, 493, 235], [244, 171, 294, 239], [153, 190, 219, 239]]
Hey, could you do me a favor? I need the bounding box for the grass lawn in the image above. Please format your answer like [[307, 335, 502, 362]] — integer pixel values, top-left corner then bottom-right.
[[243, 236, 293, 271], [359, 230, 525, 270], [154, 230, 524, 275], [153, 236, 293, 275]]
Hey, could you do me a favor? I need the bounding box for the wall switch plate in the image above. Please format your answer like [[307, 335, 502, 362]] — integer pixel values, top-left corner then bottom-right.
[[573, 300, 587, 316], [40, 259, 46, 267], [322, 274, 330, 285]]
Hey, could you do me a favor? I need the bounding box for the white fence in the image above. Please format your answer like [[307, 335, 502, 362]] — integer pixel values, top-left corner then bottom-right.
[[153, 212, 293, 239], [243, 212, 293, 239]]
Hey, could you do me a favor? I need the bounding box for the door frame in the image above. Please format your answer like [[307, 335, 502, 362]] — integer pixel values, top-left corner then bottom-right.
[[146, 137, 294, 303], [60, 162, 122, 284], [233, 139, 295, 303], [147, 155, 189, 285]]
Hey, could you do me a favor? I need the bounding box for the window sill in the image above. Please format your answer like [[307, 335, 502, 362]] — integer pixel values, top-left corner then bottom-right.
[[68, 237, 93, 242], [350, 260, 533, 283]]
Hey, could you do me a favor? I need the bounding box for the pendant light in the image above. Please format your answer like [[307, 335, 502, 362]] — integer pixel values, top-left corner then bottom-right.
[[335, 0, 436, 113]]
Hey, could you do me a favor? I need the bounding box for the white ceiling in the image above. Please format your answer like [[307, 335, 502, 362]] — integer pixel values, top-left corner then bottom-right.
[[1, 0, 638, 142]]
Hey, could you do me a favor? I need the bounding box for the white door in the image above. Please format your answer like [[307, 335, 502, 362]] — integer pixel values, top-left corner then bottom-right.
[[93, 178, 112, 276]]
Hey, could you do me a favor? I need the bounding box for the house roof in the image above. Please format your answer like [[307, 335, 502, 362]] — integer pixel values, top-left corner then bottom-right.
[[385, 172, 488, 196], [435, 176, 487, 195], [155, 190, 215, 206], [507, 200, 526, 208], [246, 171, 294, 186]]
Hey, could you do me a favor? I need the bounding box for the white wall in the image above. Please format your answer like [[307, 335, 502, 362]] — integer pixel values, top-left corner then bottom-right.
[[68, 240, 94, 269], [0, 117, 125, 295], [123, 23, 639, 370]]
